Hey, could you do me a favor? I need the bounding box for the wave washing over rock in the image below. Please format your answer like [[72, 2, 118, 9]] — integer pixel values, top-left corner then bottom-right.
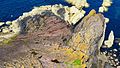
[[0, 1, 119, 68]]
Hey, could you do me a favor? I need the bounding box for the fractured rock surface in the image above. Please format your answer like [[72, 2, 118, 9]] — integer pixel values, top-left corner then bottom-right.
[[0, 9, 107, 68], [0, 11, 72, 68]]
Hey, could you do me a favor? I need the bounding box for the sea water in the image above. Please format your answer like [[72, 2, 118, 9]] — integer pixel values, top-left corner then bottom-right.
[[0, 0, 70, 22]]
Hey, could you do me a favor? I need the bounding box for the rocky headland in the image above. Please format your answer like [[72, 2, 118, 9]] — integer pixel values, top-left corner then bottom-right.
[[0, 4, 116, 68]]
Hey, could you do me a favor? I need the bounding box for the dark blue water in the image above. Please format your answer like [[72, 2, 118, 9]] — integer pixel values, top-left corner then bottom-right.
[[0, 0, 120, 40], [0, 0, 71, 22]]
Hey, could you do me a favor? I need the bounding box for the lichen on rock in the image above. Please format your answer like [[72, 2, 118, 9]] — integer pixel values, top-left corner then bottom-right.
[[0, 4, 108, 68], [70, 9, 106, 68]]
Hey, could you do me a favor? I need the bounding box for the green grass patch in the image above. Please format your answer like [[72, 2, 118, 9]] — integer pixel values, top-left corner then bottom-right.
[[64, 59, 82, 68]]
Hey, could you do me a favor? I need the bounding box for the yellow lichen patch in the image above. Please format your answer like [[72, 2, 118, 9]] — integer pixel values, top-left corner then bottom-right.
[[68, 33, 89, 52], [73, 51, 88, 63], [1, 34, 18, 45], [88, 9, 96, 16], [62, 47, 88, 64], [2, 39, 12, 44], [77, 43, 89, 52], [64, 58, 87, 68], [81, 64, 86, 68], [64, 32, 89, 62], [61, 31, 89, 68], [65, 48, 74, 54], [83, 9, 96, 21]]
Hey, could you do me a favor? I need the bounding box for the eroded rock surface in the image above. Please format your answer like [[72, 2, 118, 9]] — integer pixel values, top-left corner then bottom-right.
[[0, 9, 107, 68]]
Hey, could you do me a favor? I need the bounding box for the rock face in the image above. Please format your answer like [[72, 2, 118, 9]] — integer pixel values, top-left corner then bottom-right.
[[68, 10, 106, 68], [0, 10, 72, 68], [0, 9, 107, 68]]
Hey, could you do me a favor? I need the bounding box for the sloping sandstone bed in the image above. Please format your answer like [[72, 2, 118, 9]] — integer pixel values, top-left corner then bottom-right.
[[0, 7, 109, 68]]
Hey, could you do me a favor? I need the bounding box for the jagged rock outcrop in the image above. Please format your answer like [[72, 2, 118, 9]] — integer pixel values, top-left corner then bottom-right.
[[0, 8, 107, 68], [68, 9, 106, 68], [0, 10, 72, 68]]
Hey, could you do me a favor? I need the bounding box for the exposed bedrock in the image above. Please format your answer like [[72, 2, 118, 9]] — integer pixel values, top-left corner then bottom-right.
[[0, 9, 109, 68]]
